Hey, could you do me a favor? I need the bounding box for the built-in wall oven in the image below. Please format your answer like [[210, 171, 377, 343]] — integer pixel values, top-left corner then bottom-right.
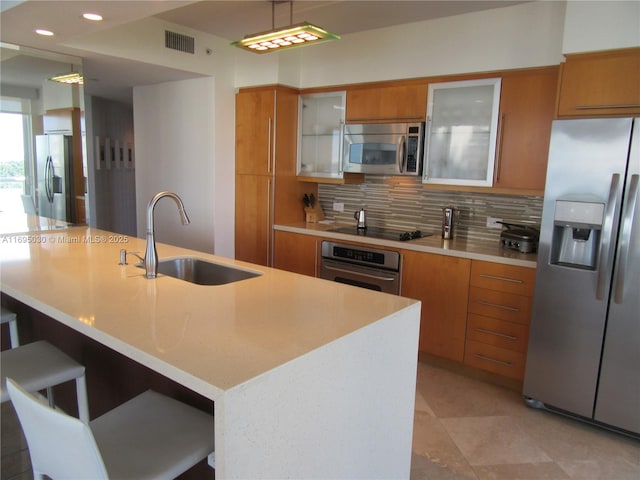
[[320, 241, 401, 295]]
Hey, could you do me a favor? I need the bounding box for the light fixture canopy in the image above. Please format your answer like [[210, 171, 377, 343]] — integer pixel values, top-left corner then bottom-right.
[[49, 72, 84, 85]]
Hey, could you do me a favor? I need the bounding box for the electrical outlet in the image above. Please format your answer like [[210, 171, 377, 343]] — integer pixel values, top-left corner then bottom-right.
[[486, 217, 503, 229], [333, 202, 344, 212]]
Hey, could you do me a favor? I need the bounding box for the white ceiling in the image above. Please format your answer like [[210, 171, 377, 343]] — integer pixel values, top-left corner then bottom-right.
[[0, 1, 528, 104]]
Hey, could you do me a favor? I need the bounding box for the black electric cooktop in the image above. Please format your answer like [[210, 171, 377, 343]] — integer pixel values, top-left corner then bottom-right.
[[328, 226, 430, 242]]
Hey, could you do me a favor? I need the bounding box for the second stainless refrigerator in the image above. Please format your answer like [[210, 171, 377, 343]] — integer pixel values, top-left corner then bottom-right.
[[523, 117, 639, 437], [35, 134, 75, 222]]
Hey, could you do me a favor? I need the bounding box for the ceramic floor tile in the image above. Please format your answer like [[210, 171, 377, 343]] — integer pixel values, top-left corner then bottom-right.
[[416, 364, 527, 419], [411, 453, 477, 480], [556, 458, 640, 480], [515, 408, 640, 468], [440, 416, 552, 466], [412, 411, 477, 478], [472, 462, 571, 480]]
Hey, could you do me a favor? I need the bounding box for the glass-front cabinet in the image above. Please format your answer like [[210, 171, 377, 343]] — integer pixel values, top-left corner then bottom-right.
[[297, 91, 346, 179], [423, 78, 501, 187]]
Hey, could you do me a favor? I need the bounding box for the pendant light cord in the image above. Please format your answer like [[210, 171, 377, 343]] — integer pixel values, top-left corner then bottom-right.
[[271, 0, 294, 28]]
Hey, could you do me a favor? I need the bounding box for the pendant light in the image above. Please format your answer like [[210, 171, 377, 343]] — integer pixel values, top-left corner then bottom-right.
[[49, 64, 83, 85], [232, 1, 339, 54]]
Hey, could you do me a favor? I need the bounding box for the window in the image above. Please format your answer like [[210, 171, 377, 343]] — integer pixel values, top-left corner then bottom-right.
[[0, 111, 32, 213]]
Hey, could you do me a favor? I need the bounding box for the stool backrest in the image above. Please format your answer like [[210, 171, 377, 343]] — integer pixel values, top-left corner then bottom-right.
[[6, 378, 109, 479]]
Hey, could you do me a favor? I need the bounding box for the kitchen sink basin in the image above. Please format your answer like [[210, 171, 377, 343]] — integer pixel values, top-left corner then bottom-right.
[[153, 257, 261, 285]]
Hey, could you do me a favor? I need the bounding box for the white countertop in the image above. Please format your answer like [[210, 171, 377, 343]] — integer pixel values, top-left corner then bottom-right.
[[275, 222, 538, 268], [0, 227, 418, 400], [0, 212, 74, 235]]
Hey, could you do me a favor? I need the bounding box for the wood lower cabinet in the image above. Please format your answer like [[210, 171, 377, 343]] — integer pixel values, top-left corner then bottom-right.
[[556, 48, 640, 117], [273, 231, 320, 277], [401, 250, 471, 362], [463, 260, 536, 381], [235, 174, 272, 266]]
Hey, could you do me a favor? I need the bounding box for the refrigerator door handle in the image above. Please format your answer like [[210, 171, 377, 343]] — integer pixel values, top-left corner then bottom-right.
[[596, 173, 621, 300], [44, 156, 52, 203], [614, 174, 639, 304]]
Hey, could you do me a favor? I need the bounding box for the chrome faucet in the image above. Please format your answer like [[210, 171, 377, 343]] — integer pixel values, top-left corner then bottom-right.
[[144, 191, 190, 279]]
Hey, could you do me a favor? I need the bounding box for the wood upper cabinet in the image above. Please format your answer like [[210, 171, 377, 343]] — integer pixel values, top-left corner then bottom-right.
[[273, 231, 320, 277], [556, 48, 640, 117], [235, 88, 275, 176], [401, 250, 471, 362], [494, 66, 558, 193], [346, 82, 427, 122]]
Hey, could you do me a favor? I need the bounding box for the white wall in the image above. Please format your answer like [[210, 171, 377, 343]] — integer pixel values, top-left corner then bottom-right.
[[234, 0, 567, 89], [134, 77, 216, 254], [562, 0, 640, 53]]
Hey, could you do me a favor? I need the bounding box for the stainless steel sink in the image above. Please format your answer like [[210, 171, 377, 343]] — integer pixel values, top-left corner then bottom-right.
[[151, 257, 261, 285]]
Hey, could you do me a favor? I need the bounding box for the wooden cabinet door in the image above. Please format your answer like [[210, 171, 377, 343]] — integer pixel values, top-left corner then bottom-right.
[[557, 48, 640, 117], [274, 231, 319, 277], [235, 89, 275, 175], [346, 83, 427, 122], [494, 67, 558, 193], [401, 250, 470, 361], [235, 174, 272, 266]]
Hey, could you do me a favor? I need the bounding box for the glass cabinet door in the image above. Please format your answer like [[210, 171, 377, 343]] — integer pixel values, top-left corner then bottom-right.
[[297, 91, 346, 178], [423, 78, 501, 187]]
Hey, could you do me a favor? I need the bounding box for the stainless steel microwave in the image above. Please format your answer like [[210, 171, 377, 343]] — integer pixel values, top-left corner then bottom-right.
[[342, 122, 424, 176]]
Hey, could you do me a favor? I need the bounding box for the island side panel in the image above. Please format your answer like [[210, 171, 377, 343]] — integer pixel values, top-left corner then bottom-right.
[[215, 302, 421, 479]]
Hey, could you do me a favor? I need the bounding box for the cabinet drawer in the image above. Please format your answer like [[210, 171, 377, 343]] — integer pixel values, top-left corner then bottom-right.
[[466, 314, 528, 353], [470, 261, 535, 296], [468, 287, 532, 325], [464, 339, 526, 380]]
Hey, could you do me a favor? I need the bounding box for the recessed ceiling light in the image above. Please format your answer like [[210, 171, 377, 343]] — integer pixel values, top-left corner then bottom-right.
[[35, 29, 54, 36], [82, 13, 103, 21]]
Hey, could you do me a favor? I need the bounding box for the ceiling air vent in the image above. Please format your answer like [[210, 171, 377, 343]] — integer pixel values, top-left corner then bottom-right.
[[165, 30, 195, 54]]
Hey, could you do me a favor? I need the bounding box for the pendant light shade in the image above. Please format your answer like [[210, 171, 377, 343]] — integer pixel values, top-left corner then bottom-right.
[[232, 2, 339, 54]]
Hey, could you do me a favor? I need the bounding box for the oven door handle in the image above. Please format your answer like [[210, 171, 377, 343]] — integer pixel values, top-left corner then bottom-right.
[[323, 264, 397, 282]]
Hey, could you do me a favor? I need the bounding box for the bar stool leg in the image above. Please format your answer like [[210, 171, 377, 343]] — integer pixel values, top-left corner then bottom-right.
[[75, 374, 90, 423]]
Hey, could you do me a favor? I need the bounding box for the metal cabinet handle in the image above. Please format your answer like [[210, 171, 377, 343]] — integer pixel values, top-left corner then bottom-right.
[[576, 104, 640, 110], [323, 265, 396, 282], [596, 174, 621, 300], [477, 300, 520, 312], [478, 273, 523, 284], [475, 328, 517, 340], [494, 113, 505, 183], [614, 174, 638, 304], [267, 117, 273, 173], [473, 354, 513, 368]]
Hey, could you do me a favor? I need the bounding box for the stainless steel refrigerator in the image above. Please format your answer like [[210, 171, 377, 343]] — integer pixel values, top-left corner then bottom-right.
[[523, 117, 639, 436], [35, 134, 75, 222]]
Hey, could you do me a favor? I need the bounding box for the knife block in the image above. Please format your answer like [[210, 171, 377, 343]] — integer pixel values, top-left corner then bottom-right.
[[305, 205, 325, 223]]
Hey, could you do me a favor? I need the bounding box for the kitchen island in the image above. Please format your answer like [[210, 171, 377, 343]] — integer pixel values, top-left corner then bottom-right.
[[0, 225, 421, 479]]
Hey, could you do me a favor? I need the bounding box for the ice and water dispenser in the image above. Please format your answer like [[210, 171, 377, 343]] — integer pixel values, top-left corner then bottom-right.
[[550, 200, 605, 270]]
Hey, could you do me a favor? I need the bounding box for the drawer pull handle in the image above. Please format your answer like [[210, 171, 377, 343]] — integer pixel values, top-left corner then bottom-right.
[[474, 354, 513, 368], [479, 273, 523, 284], [475, 328, 517, 340], [477, 300, 520, 312]]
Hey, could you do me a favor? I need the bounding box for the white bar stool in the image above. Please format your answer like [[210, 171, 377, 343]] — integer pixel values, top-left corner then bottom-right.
[[1, 340, 90, 423], [7, 377, 215, 479], [1, 306, 20, 348]]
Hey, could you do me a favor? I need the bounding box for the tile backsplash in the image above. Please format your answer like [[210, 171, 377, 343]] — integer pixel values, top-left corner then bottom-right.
[[318, 176, 542, 243]]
